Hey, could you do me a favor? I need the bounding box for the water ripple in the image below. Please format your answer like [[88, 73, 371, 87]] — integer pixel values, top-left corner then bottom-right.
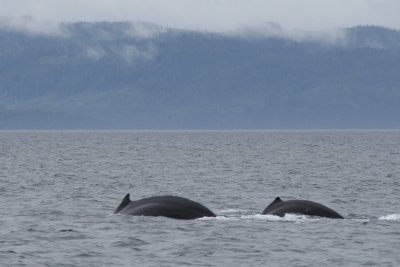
[[1, 131, 400, 266]]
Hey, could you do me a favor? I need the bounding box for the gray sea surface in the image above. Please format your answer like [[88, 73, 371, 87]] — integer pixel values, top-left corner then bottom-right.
[[0, 131, 399, 266]]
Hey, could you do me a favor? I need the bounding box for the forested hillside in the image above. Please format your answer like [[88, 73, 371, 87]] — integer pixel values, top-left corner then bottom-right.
[[0, 22, 399, 129]]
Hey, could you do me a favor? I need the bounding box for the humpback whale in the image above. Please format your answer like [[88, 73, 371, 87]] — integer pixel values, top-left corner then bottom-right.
[[114, 194, 216, 220], [262, 197, 344, 219]]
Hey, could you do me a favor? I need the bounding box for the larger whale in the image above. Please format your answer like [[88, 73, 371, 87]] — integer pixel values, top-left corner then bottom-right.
[[114, 194, 216, 220], [262, 197, 344, 219]]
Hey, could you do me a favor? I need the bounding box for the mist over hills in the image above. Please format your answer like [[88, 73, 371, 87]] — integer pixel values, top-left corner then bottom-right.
[[0, 21, 399, 129]]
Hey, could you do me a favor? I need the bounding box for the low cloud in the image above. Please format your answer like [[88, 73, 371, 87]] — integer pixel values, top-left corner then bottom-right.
[[125, 22, 167, 39], [117, 44, 157, 63], [84, 46, 106, 60], [0, 16, 65, 36], [81, 42, 157, 63], [0, 16, 346, 45], [2, 16, 396, 50], [1, 0, 400, 33], [229, 22, 347, 45]]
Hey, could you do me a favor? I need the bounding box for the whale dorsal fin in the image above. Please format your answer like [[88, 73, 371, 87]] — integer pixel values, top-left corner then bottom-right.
[[122, 193, 130, 203], [262, 197, 283, 214], [264, 197, 283, 210], [114, 193, 131, 214]]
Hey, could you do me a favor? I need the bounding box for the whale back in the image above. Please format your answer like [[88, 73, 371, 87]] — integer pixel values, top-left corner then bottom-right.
[[262, 197, 344, 219], [114, 193, 131, 214], [114, 194, 216, 219]]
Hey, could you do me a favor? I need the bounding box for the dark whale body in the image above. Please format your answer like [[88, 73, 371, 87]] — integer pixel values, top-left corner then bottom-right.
[[262, 197, 344, 219], [114, 194, 216, 220]]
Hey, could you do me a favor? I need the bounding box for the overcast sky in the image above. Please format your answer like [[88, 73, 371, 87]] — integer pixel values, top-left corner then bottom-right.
[[1, 0, 399, 32]]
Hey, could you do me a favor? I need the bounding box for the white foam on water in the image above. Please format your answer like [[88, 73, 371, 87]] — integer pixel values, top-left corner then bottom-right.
[[218, 208, 246, 213], [198, 216, 235, 221], [199, 213, 323, 222], [348, 218, 371, 223], [378, 214, 400, 221], [242, 213, 326, 222], [241, 214, 288, 221]]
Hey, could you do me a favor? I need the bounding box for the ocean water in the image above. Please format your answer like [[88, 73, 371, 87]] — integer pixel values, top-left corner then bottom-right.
[[0, 130, 399, 266]]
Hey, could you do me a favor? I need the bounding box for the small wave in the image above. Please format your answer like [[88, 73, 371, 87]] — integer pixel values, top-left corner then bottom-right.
[[112, 237, 148, 247], [344, 213, 374, 222], [59, 229, 77, 232], [378, 214, 400, 221]]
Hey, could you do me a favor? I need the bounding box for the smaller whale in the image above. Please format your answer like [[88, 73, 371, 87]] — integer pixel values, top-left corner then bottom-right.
[[262, 197, 344, 219], [114, 194, 216, 220]]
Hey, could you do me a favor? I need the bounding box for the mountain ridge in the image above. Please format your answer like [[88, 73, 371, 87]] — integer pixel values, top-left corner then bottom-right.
[[0, 22, 399, 129]]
